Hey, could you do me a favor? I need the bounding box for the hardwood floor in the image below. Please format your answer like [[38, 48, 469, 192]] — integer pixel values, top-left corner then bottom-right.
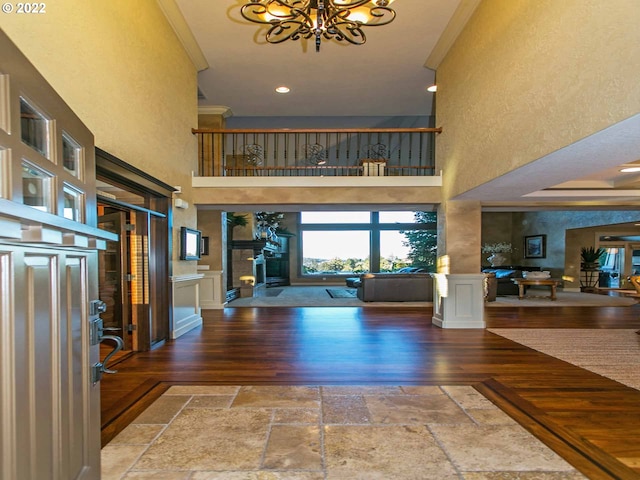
[[100, 305, 640, 479]]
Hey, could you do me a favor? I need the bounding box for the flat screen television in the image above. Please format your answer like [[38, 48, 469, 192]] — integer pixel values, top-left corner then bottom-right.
[[180, 226, 202, 260]]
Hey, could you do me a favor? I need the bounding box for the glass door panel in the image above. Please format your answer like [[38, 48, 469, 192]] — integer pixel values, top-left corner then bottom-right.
[[599, 246, 624, 288]]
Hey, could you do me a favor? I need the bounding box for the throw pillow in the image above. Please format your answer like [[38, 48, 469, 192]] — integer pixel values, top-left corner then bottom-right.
[[494, 269, 517, 279]]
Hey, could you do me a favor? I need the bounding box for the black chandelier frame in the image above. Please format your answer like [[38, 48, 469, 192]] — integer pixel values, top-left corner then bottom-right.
[[240, 0, 396, 52]]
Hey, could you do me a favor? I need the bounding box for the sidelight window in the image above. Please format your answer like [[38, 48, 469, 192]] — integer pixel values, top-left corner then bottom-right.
[[62, 132, 83, 178], [20, 97, 50, 158], [22, 160, 54, 213]]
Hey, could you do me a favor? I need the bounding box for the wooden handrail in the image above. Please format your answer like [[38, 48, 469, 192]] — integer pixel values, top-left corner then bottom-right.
[[192, 127, 442, 134]]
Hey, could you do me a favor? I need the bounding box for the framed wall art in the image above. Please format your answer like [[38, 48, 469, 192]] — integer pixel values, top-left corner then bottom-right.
[[524, 234, 546, 259]]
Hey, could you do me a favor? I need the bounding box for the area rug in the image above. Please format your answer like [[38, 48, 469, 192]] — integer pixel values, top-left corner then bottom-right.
[[486, 291, 637, 307], [264, 288, 283, 297], [326, 288, 357, 298], [489, 328, 640, 391], [226, 286, 430, 307], [102, 385, 581, 478]]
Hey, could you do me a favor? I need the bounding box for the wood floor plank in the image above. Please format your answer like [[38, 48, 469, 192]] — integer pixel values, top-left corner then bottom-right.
[[100, 304, 640, 478]]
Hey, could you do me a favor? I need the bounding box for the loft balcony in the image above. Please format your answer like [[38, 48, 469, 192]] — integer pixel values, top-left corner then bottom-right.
[[193, 128, 441, 177]]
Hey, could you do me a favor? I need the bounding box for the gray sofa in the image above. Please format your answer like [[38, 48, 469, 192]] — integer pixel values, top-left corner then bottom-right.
[[356, 273, 433, 302], [482, 266, 541, 296]]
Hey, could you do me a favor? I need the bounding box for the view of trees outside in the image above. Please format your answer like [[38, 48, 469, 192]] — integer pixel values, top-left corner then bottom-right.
[[302, 230, 370, 274], [301, 211, 437, 275], [400, 211, 438, 271]]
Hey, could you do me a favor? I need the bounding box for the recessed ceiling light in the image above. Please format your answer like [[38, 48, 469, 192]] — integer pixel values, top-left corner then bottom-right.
[[275, 86, 290, 94], [426, 84, 437, 92]]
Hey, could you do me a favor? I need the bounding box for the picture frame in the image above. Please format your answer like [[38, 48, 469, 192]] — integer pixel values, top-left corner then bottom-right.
[[179, 227, 202, 260], [524, 234, 546, 259], [201, 236, 209, 256]]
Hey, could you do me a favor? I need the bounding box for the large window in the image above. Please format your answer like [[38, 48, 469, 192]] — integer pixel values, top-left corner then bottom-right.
[[299, 211, 436, 277]]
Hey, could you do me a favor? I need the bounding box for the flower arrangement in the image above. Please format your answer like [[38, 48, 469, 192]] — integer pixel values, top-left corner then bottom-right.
[[255, 211, 285, 229], [482, 242, 513, 254]]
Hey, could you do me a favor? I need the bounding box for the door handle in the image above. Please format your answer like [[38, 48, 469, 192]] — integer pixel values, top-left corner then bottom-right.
[[99, 335, 124, 374]]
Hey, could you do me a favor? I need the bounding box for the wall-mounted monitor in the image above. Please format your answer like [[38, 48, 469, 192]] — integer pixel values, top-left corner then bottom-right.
[[180, 226, 202, 260]]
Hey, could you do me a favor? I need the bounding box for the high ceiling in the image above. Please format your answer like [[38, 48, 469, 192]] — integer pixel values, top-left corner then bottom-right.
[[175, 0, 463, 117], [170, 0, 640, 210]]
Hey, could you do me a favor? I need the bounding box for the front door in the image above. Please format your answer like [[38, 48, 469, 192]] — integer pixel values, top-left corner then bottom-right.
[[0, 29, 113, 479], [1, 245, 102, 479]]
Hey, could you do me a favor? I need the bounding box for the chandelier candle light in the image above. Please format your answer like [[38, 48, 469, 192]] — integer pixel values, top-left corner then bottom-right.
[[240, 0, 397, 52]]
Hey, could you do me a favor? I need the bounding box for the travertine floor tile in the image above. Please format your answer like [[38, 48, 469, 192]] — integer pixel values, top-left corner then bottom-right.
[[187, 395, 234, 408], [462, 472, 587, 479], [272, 407, 319, 424], [431, 424, 577, 472], [108, 424, 165, 445], [321, 385, 402, 396], [133, 407, 271, 470], [233, 386, 319, 408], [191, 472, 325, 480], [324, 424, 459, 479], [262, 425, 322, 470], [104, 385, 590, 479], [123, 472, 191, 479], [443, 385, 498, 409], [165, 385, 240, 395], [322, 394, 371, 424], [366, 393, 473, 424], [131, 395, 191, 424], [101, 445, 147, 480], [401, 385, 445, 396], [466, 408, 519, 426]]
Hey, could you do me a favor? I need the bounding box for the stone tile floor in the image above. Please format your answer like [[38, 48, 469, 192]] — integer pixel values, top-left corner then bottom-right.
[[102, 385, 586, 479]]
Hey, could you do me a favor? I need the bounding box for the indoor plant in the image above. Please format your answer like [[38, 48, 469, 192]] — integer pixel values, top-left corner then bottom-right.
[[580, 246, 605, 270]]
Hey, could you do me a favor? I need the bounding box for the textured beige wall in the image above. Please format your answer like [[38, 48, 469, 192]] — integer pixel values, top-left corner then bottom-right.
[[437, 200, 482, 273], [437, 0, 640, 199], [193, 186, 440, 207], [1, 0, 199, 275]]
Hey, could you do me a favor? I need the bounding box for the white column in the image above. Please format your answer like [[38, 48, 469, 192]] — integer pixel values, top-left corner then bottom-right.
[[170, 273, 204, 338], [432, 273, 486, 329], [199, 269, 226, 309]]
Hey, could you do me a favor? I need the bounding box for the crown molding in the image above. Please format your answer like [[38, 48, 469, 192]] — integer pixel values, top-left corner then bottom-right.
[[156, 0, 209, 72], [425, 0, 481, 70], [198, 106, 233, 118]]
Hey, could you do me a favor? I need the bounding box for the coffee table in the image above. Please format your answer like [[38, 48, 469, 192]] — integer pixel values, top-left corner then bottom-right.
[[511, 278, 560, 300]]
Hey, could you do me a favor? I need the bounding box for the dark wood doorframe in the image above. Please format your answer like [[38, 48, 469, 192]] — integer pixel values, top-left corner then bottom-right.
[[95, 148, 174, 351]]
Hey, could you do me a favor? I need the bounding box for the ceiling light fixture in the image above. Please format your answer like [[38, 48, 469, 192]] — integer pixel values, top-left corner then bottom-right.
[[240, 0, 397, 53], [275, 86, 291, 93], [426, 84, 437, 92], [620, 167, 640, 173]]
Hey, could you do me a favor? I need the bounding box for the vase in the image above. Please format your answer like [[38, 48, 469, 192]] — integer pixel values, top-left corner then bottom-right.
[[488, 253, 509, 267]]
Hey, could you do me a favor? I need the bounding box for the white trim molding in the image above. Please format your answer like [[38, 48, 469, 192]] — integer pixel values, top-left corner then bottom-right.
[[432, 273, 486, 329], [170, 273, 204, 338], [156, 0, 209, 72]]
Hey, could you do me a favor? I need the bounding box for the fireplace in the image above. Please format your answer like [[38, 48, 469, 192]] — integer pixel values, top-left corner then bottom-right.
[[254, 256, 265, 286], [230, 240, 270, 291]]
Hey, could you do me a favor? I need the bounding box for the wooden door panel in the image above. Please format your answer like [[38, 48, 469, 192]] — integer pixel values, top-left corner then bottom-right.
[[0, 246, 99, 480]]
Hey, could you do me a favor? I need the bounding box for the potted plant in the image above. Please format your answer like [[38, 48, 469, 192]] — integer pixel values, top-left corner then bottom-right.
[[580, 246, 605, 270], [481, 242, 513, 267], [227, 212, 248, 242]]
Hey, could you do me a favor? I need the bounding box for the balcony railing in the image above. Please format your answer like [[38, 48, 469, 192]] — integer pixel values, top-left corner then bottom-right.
[[193, 128, 441, 177]]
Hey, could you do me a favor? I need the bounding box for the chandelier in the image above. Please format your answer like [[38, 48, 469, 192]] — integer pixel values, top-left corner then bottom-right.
[[240, 0, 397, 52]]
